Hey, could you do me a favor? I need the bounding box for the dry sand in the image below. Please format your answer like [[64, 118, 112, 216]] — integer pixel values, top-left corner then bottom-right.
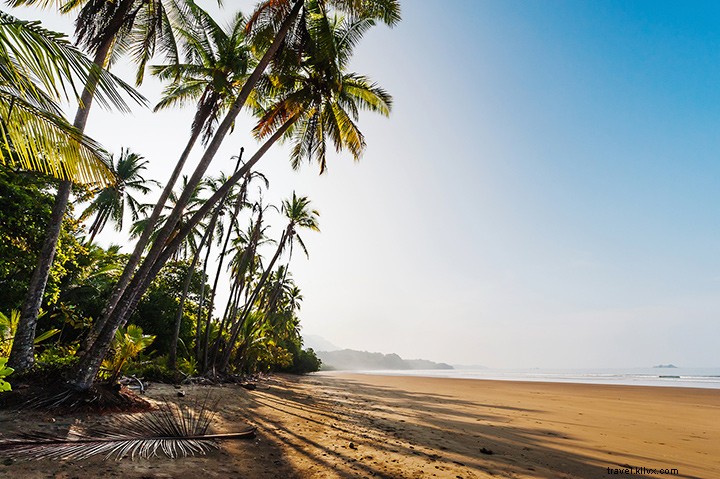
[[1, 372, 718, 478]]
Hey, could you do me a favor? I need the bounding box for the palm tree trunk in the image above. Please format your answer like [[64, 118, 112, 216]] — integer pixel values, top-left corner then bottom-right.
[[208, 212, 262, 369], [168, 216, 213, 371], [201, 174, 248, 372], [7, 31, 117, 373], [194, 205, 223, 361]]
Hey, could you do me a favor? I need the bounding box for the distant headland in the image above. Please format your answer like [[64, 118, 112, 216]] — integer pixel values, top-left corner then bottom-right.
[[315, 349, 453, 371]]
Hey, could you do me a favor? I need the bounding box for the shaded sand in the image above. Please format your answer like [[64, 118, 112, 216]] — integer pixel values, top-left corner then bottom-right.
[[1, 372, 718, 478]]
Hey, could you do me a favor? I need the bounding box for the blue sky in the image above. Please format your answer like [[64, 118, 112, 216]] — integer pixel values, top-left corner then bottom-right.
[[10, 1, 720, 367]]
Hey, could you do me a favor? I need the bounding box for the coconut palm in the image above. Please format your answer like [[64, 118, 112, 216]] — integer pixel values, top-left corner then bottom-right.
[[115, 12, 390, 366], [101, 5, 257, 344], [206, 203, 273, 370], [198, 169, 269, 371], [7, 0, 187, 373], [105, 0, 398, 313], [3, 5, 153, 372], [80, 148, 157, 243]]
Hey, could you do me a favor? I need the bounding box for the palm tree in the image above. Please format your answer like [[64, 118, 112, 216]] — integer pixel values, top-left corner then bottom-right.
[[104, 0, 399, 317], [81, 148, 157, 243], [206, 203, 272, 370], [3, 6, 152, 372], [7, 0, 186, 373], [71, 0, 399, 390], [152, 12, 393, 305], [219, 192, 319, 372], [198, 169, 269, 371]]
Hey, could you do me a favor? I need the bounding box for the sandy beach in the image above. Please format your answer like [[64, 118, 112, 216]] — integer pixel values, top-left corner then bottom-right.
[[1, 372, 718, 478]]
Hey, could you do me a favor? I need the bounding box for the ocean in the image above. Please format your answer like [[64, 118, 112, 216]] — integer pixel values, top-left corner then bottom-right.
[[349, 367, 720, 389]]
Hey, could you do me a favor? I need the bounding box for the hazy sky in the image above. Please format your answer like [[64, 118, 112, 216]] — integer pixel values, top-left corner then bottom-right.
[[11, 1, 720, 368]]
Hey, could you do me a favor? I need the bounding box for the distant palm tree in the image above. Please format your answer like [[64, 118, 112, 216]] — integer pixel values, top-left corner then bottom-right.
[[219, 192, 319, 372], [81, 149, 157, 243]]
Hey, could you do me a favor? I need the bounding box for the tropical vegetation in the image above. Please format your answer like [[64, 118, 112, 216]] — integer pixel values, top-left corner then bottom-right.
[[0, 0, 400, 402]]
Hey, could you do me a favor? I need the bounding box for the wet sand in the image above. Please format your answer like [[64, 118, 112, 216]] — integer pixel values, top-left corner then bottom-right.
[[1, 372, 718, 478]]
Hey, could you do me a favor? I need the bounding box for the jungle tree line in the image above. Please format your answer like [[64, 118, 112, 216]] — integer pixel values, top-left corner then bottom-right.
[[0, 0, 400, 390]]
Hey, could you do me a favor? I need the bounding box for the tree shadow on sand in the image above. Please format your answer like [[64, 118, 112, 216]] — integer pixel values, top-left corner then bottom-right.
[[234, 374, 707, 479]]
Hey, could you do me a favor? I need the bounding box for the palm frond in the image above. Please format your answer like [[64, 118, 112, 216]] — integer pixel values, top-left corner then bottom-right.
[[0, 399, 255, 461], [0, 91, 115, 186]]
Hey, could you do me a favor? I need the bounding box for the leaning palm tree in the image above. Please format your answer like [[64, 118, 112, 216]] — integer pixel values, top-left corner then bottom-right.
[[71, 0, 399, 390], [157, 11, 393, 279], [7, 0, 187, 373], [99, 0, 399, 318], [81, 148, 157, 243], [119, 11, 390, 365]]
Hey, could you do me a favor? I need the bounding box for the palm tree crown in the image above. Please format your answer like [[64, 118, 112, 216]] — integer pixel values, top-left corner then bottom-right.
[[152, 6, 256, 144], [81, 148, 157, 242], [253, 11, 393, 173]]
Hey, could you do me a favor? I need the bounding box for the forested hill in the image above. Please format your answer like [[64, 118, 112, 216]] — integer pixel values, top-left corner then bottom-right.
[[316, 349, 453, 371]]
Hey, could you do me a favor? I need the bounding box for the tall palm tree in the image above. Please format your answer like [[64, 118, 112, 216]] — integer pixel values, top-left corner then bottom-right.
[[71, 0, 399, 390], [104, 0, 398, 316], [206, 203, 273, 369], [81, 148, 157, 243], [3, 5, 153, 371], [156, 12, 393, 290], [131, 13, 390, 371], [199, 169, 269, 371], [7, 0, 186, 373], [219, 192, 319, 372]]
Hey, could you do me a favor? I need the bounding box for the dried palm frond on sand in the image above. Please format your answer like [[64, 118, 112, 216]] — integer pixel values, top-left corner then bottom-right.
[[0, 396, 255, 460]]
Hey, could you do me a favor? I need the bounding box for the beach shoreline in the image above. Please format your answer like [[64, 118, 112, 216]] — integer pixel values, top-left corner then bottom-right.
[[2, 372, 718, 478]]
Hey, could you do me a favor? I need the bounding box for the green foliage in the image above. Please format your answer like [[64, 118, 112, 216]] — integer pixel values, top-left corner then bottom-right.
[[0, 357, 14, 391], [285, 347, 322, 375], [124, 359, 176, 383], [0, 309, 59, 357], [101, 324, 155, 383], [0, 166, 87, 312], [34, 344, 80, 375], [131, 261, 206, 356], [0, 310, 19, 357]]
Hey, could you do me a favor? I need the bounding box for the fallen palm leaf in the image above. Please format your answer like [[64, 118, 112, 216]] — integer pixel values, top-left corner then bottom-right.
[[0, 397, 255, 460]]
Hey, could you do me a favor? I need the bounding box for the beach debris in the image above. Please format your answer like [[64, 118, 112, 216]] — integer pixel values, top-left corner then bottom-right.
[[0, 397, 255, 461], [479, 447, 494, 455], [349, 442, 357, 450], [177, 390, 186, 397]]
